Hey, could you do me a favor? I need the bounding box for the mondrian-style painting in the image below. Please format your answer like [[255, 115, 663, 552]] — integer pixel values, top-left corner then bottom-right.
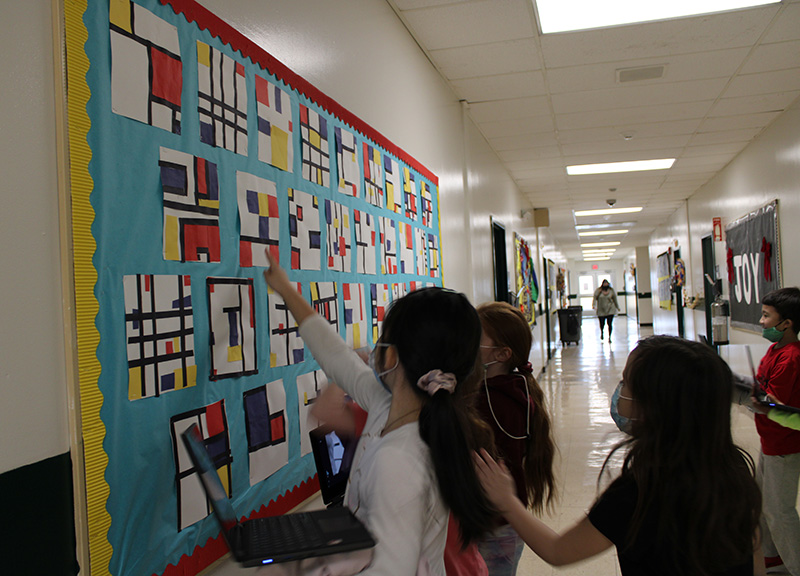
[[392, 283, 408, 301], [335, 127, 360, 198], [420, 180, 434, 228], [237, 171, 279, 268], [255, 75, 293, 172], [353, 209, 377, 275], [428, 233, 441, 279], [370, 283, 391, 341], [268, 284, 305, 368], [415, 227, 428, 277], [170, 401, 231, 531], [403, 167, 418, 221], [124, 274, 196, 400], [207, 278, 257, 380], [197, 41, 248, 155], [300, 104, 330, 187], [379, 216, 398, 275], [296, 370, 327, 456], [110, 0, 181, 134], [343, 283, 368, 349], [363, 143, 384, 208], [384, 156, 403, 215], [243, 380, 288, 485], [325, 200, 351, 273], [160, 147, 221, 263], [310, 281, 339, 333], [398, 222, 415, 275], [288, 188, 321, 271]]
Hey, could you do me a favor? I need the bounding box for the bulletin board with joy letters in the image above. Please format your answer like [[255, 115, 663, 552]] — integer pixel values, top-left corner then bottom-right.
[[63, 1, 443, 574]]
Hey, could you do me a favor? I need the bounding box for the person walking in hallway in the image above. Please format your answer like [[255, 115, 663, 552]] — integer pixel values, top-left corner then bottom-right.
[[593, 280, 619, 342]]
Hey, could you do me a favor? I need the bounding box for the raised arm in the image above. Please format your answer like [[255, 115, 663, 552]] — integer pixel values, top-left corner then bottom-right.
[[262, 249, 316, 325]]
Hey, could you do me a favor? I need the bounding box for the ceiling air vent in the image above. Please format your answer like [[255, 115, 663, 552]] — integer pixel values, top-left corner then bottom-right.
[[616, 65, 665, 83]]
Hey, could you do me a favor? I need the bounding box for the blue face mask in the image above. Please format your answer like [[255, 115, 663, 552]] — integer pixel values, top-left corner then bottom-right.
[[369, 343, 397, 393], [610, 380, 634, 434], [762, 323, 786, 343]]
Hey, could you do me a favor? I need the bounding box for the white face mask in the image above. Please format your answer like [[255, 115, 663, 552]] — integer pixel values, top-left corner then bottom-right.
[[369, 343, 398, 391]]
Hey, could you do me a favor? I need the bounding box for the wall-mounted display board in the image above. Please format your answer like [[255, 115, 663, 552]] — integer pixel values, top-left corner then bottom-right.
[[657, 251, 672, 311], [63, 1, 443, 575], [514, 233, 538, 324], [725, 200, 781, 332]]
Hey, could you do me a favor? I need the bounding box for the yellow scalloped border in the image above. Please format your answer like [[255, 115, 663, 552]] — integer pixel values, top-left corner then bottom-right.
[[64, 0, 113, 573]]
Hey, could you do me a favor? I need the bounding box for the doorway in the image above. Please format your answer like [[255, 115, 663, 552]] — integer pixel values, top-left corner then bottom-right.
[[577, 271, 615, 315], [491, 218, 508, 303]]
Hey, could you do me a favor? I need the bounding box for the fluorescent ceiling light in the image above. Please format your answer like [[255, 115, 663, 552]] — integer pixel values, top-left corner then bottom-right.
[[578, 229, 628, 236], [582, 241, 621, 247], [575, 207, 643, 217], [535, 0, 780, 34], [567, 159, 675, 175], [584, 256, 611, 261], [583, 249, 617, 254]]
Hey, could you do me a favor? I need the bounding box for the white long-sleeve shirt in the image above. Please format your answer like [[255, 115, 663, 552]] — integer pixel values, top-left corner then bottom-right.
[[299, 314, 447, 575]]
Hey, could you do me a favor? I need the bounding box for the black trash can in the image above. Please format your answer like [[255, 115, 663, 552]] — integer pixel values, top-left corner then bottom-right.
[[557, 306, 582, 345]]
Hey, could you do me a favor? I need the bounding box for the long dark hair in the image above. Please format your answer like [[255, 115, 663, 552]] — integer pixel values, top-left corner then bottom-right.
[[477, 301, 557, 514], [378, 287, 497, 545], [604, 336, 761, 574]]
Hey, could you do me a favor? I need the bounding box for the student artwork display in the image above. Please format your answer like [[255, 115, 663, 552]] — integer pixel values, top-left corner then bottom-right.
[[657, 251, 672, 311], [514, 233, 537, 325], [64, 1, 442, 575]]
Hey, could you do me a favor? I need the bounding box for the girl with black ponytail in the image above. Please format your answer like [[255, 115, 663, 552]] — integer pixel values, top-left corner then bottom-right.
[[263, 251, 497, 575]]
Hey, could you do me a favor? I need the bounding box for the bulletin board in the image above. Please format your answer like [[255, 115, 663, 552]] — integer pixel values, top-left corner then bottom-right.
[[657, 251, 672, 311], [513, 233, 538, 324], [62, 1, 443, 575]]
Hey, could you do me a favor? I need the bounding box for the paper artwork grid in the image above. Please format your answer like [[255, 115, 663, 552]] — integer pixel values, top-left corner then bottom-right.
[[268, 283, 305, 368], [420, 181, 434, 228], [160, 147, 221, 263], [310, 281, 339, 333], [428, 233, 441, 279], [300, 104, 330, 187], [288, 188, 322, 271], [415, 227, 428, 277], [384, 156, 403, 215], [325, 199, 351, 273], [370, 283, 391, 341], [363, 142, 384, 208], [237, 171, 280, 268], [403, 167, 418, 222], [296, 370, 327, 457], [170, 400, 231, 531], [110, 0, 181, 134], [243, 380, 288, 485], [207, 277, 257, 380], [197, 41, 248, 155], [124, 274, 196, 400], [354, 209, 377, 275], [392, 283, 408, 301], [380, 216, 398, 275], [343, 283, 368, 349], [335, 127, 360, 198], [255, 75, 293, 172], [398, 222, 415, 275]]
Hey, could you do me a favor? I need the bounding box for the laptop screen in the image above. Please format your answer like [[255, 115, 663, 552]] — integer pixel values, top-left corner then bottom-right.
[[309, 425, 357, 506]]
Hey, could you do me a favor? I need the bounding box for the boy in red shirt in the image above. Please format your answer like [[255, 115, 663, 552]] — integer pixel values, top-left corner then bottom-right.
[[755, 287, 800, 575]]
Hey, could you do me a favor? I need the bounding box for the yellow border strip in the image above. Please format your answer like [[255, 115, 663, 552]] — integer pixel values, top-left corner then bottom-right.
[[63, 0, 112, 573]]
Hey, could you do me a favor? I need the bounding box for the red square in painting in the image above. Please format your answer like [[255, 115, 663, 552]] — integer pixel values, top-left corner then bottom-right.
[[206, 401, 225, 436], [150, 47, 182, 106], [342, 284, 351, 299], [291, 249, 300, 269], [270, 414, 285, 442], [255, 75, 269, 105], [268, 195, 279, 216], [184, 221, 221, 262], [240, 240, 253, 267], [236, 62, 245, 77]]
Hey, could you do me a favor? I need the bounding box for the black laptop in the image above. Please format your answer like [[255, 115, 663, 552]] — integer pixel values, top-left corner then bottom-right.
[[180, 424, 375, 568], [746, 345, 800, 415], [309, 425, 358, 508]]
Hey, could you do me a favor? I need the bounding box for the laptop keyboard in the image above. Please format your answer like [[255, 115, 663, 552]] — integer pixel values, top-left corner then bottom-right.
[[249, 513, 327, 552]]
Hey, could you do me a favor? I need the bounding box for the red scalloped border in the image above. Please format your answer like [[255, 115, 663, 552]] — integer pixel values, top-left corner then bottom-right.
[[156, 476, 321, 576], [159, 0, 438, 185]]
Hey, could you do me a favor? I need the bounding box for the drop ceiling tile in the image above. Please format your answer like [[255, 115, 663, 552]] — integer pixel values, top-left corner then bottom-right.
[[673, 153, 737, 167], [468, 96, 551, 122], [556, 100, 713, 130], [478, 115, 555, 138], [391, 0, 472, 10], [451, 70, 546, 102], [489, 132, 560, 151], [429, 38, 540, 79], [560, 135, 691, 157], [723, 68, 800, 98], [688, 127, 762, 145], [739, 40, 800, 74], [556, 120, 701, 144], [681, 142, 749, 157], [759, 2, 800, 43], [708, 91, 800, 116], [698, 111, 782, 131]]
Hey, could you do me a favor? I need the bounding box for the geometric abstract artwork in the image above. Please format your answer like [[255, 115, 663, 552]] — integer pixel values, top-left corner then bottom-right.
[[380, 216, 398, 275], [170, 400, 231, 531], [392, 282, 409, 301], [335, 127, 360, 198], [124, 274, 196, 400], [237, 171, 280, 268], [268, 284, 305, 368], [288, 188, 321, 271], [420, 180, 434, 228], [325, 199, 351, 273], [353, 209, 377, 275], [159, 147, 221, 263], [343, 283, 368, 349], [415, 227, 428, 277], [398, 222, 415, 275], [207, 277, 257, 380], [243, 380, 288, 485], [370, 283, 391, 342], [310, 281, 339, 333], [428, 233, 440, 279], [255, 75, 293, 172], [363, 142, 384, 208], [300, 104, 330, 187], [296, 370, 327, 457], [110, 0, 182, 134], [384, 156, 403, 215], [197, 41, 248, 155], [403, 167, 418, 222]]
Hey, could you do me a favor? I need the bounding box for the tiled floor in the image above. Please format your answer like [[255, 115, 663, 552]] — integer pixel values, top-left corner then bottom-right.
[[208, 315, 771, 575]]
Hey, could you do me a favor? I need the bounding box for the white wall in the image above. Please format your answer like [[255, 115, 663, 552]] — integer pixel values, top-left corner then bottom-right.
[[0, 0, 69, 474]]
